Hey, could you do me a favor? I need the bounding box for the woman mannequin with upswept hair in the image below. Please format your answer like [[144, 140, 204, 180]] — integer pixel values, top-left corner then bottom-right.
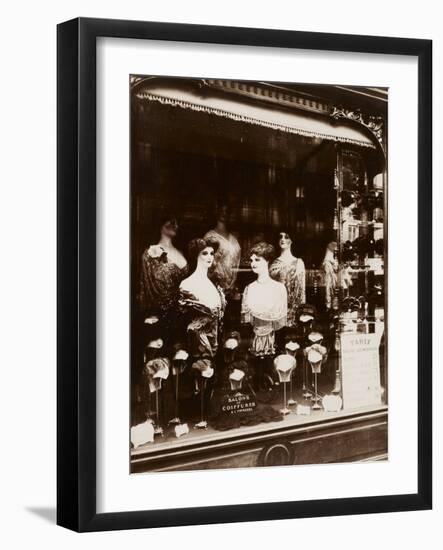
[[241, 242, 287, 357], [204, 205, 241, 293], [179, 237, 226, 361], [138, 214, 188, 321], [269, 231, 306, 327]]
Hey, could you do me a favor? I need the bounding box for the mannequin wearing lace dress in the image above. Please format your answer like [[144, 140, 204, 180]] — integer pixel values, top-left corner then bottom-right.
[[322, 241, 339, 310], [241, 242, 287, 358], [138, 216, 188, 320], [269, 231, 306, 327]]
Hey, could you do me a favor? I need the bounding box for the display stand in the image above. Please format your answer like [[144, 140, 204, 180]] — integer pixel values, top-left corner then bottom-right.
[[274, 355, 296, 416], [195, 377, 208, 430]]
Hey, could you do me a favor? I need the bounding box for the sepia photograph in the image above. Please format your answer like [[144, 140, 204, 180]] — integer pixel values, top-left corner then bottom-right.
[[129, 76, 388, 473]]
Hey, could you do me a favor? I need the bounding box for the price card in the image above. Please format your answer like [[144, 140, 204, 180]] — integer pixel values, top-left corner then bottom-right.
[[340, 330, 384, 410]]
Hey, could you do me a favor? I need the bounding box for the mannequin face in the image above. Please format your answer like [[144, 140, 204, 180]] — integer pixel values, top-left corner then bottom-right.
[[279, 232, 292, 250], [250, 253, 269, 275], [161, 219, 178, 238], [216, 206, 229, 225], [198, 246, 215, 269]]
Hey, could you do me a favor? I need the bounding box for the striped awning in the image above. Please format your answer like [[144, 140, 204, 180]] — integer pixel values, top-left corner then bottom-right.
[[135, 83, 376, 149]]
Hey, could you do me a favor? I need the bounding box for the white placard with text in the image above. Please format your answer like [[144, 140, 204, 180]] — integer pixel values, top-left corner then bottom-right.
[[341, 331, 383, 410]]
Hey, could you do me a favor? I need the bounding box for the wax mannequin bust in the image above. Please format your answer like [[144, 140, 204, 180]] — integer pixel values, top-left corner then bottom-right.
[[269, 231, 306, 327], [204, 205, 241, 292], [157, 218, 187, 269], [179, 238, 226, 360], [241, 242, 288, 358], [322, 241, 339, 310], [180, 238, 222, 310], [139, 215, 188, 320]]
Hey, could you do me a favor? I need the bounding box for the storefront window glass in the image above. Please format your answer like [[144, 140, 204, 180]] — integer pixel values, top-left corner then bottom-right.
[[130, 77, 387, 470]]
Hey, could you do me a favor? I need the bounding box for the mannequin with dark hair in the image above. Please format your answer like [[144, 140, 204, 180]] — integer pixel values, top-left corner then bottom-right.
[[269, 230, 306, 327], [179, 238, 226, 361], [157, 214, 187, 269], [204, 205, 241, 292], [241, 242, 287, 358], [138, 215, 188, 320]]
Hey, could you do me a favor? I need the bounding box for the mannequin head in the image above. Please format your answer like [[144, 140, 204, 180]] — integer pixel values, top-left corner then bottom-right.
[[159, 214, 178, 240], [217, 205, 228, 222], [188, 237, 219, 273], [198, 246, 216, 270], [249, 242, 275, 276], [278, 230, 293, 252], [212, 204, 230, 231], [326, 241, 338, 253]]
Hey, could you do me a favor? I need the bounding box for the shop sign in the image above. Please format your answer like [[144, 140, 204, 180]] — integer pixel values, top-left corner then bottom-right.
[[220, 392, 257, 415]]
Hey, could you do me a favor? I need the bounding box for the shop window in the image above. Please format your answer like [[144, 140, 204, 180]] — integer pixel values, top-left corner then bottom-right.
[[130, 80, 387, 472]]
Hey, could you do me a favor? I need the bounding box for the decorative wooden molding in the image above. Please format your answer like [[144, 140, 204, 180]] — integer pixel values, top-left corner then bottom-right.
[[330, 106, 385, 151], [204, 78, 330, 115]]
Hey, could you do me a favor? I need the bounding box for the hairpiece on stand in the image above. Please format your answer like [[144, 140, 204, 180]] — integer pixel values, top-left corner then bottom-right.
[[375, 238, 384, 256], [342, 240, 356, 263], [274, 354, 296, 415], [340, 189, 358, 208], [144, 357, 170, 436], [192, 359, 214, 429]]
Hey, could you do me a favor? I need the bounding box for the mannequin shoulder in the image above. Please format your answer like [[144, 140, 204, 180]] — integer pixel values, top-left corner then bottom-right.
[[244, 280, 258, 292], [241, 281, 254, 298], [179, 277, 201, 303], [142, 244, 154, 257], [204, 229, 218, 240], [293, 257, 305, 274], [269, 278, 285, 288], [141, 244, 162, 262], [169, 247, 187, 269], [229, 233, 241, 247], [179, 275, 195, 291], [273, 279, 288, 296]]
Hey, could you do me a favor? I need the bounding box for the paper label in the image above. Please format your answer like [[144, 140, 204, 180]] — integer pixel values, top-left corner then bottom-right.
[[340, 330, 383, 410]]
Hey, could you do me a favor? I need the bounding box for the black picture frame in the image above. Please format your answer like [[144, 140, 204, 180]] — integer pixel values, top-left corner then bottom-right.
[[57, 17, 432, 532]]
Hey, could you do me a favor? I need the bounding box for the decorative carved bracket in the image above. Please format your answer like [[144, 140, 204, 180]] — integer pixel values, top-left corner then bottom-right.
[[330, 106, 385, 152]]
